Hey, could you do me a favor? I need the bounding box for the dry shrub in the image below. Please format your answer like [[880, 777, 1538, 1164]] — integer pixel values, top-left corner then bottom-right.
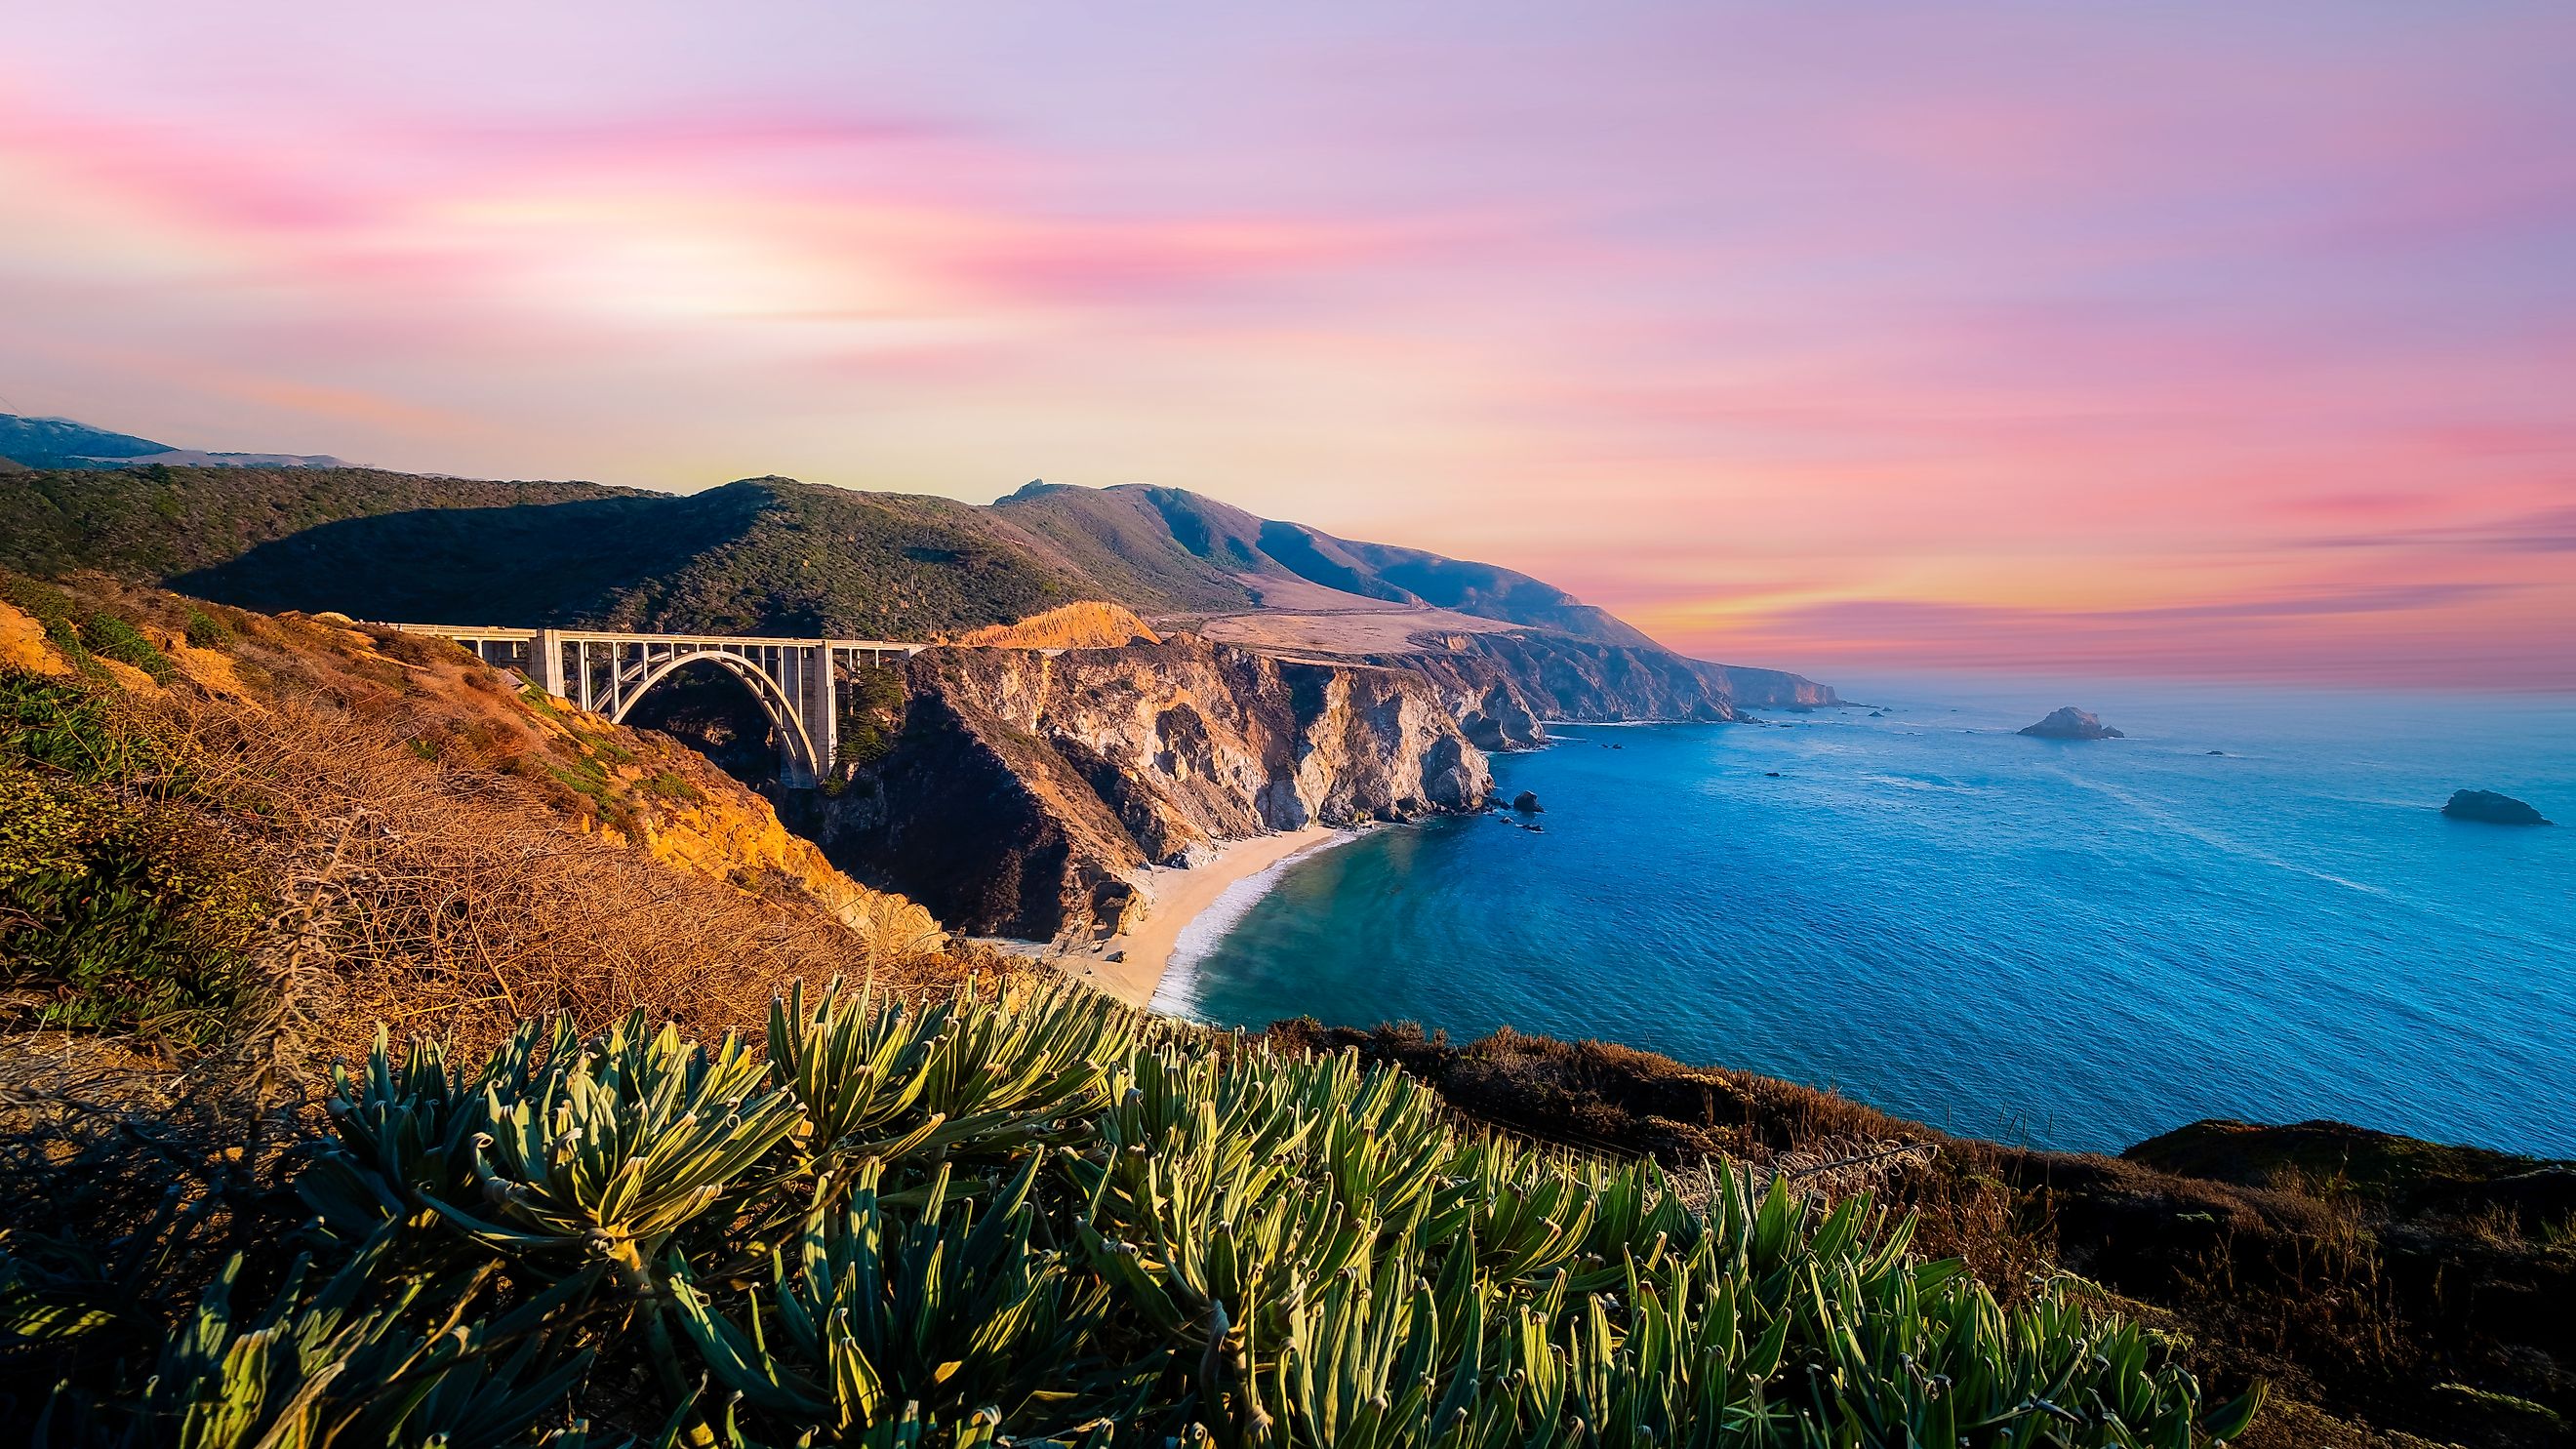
[[156, 679, 952, 1064], [8, 577, 961, 1065], [0, 580, 982, 1350], [0, 1030, 324, 1339], [946, 599, 1160, 650]]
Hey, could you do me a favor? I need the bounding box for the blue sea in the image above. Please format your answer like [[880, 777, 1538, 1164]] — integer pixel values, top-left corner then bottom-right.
[[1156, 676, 2576, 1158]]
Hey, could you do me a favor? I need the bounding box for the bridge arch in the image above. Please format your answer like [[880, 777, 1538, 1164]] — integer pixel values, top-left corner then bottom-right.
[[378, 624, 926, 789], [611, 649, 825, 785]]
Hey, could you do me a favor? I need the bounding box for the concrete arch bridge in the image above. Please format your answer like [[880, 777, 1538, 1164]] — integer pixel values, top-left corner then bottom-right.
[[382, 624, 923, 787]]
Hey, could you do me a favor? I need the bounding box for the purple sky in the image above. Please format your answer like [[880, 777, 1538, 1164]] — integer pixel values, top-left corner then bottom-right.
[[5, 3, 2573, 682]]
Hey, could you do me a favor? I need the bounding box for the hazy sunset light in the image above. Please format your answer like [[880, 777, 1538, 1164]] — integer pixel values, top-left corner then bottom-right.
[[6, 3, 2571, 683]]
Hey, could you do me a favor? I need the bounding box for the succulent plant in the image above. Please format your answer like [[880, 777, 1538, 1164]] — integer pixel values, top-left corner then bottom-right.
[[31, 982, 2261, 1447]]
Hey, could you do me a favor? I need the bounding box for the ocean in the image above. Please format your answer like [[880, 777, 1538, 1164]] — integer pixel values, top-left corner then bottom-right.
[[1154, 675, 2576, 1158]]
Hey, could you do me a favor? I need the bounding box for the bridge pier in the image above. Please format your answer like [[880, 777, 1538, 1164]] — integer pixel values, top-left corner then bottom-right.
[[532, 627, 569, 698]]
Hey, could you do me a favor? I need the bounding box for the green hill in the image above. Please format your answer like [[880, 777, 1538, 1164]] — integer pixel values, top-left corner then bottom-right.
[[0, 467, 1090, 637], [0, 430, 1670, 650], [0, 419, 1831, 700], [175, 475, 1096, 638], [993, 482, 1663, 646], [0, 463, 629, 584]]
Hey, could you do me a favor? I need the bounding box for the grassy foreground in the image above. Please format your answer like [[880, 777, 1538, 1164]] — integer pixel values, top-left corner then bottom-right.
[[8, 979, 2257, 1447]]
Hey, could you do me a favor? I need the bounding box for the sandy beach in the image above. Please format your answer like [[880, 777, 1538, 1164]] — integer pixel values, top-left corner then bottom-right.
[[1032, 825, 1351, 1007]]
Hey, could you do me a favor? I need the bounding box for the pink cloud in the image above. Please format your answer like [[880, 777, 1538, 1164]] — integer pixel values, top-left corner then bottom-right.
[[2, 7, 2572, 689]]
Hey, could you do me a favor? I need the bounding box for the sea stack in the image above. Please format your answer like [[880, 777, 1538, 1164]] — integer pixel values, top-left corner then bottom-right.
[[1511, 789, 1544, 813], [2441, 789, 2552, 826], [2019, 706, 2125, 741]]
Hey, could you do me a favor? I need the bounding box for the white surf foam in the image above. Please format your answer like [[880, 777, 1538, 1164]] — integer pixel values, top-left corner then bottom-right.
[[1149, 829, 1357, 1015]]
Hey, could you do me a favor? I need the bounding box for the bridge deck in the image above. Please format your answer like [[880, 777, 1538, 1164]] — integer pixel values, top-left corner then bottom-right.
[[377, 624, 924, 651]]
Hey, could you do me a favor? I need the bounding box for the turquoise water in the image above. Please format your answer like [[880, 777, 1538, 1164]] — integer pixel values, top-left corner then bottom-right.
[[1157, 677, 2576, 1157]]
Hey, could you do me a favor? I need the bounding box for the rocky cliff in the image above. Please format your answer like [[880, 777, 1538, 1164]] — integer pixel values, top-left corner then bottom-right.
[[782, 637, 1491, 940], [1362, 631, 1840, 749], [765, 623, 1839, 938]]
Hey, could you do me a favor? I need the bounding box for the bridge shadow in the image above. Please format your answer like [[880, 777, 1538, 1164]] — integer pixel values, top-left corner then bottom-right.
[[171, 486, 777, 627]]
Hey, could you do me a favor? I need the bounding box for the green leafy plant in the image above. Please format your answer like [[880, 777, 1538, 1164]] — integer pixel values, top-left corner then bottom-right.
[[832, 666, 906, 774], [20, 981, 2264, 1447], [183, 607, 237, 650], [0, 671, 257, 1042], [81, 612, 176, 683]]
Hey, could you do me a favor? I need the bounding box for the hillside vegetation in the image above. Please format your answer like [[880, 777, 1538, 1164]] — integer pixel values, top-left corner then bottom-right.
[[6, 974, 2259, 1448], [0, 458, 1807, 691], [946, 600, 1163, 649], [1271, 1022, 2576, 1449], [0, 573, 952, 1057], [0, 465, 629, 586]]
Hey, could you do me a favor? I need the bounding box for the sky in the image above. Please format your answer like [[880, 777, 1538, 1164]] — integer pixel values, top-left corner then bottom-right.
[[5, 3, 2572, 686]]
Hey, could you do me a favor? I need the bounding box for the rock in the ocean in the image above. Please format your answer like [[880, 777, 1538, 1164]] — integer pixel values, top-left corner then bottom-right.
[[1510, 789, 1544, 814], [2019, 706, 2125, 741], [2441, 789, 2552, 826]]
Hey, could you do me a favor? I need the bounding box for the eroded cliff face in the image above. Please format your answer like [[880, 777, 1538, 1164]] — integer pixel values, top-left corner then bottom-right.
[[1368, 632, 1841, 748], [783, 638, 1491, 941]]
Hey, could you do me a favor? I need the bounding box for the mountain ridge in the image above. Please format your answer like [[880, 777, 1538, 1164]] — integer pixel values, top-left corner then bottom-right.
[[0, 412, 347, 470], [0, 414, 1835, 717], [992, 480, 1664, 648]]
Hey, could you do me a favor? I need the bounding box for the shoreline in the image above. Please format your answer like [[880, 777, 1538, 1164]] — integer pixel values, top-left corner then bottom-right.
[[1010, 825, 1358, 1008]]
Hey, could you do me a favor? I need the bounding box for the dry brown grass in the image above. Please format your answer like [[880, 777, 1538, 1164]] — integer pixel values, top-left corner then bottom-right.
[[0, 580, 986, 1347], [945, 600, 1160, 650], [9, 578, 964, 1066], [191, 693, 917, 1061]]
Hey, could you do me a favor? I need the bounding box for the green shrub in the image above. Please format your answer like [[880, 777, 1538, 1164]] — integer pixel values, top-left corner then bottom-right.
[[0, 821, 259, 1042], [0, 670, 258, 1044], [0, 671, 153, 784], [17, 980, 2263, 1447], [182, 607, 236, 650], [81, 611, 175, 683], [1, 574, 91, 666], [0, 577, 178, 682], [834, 664, 906, 774]]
